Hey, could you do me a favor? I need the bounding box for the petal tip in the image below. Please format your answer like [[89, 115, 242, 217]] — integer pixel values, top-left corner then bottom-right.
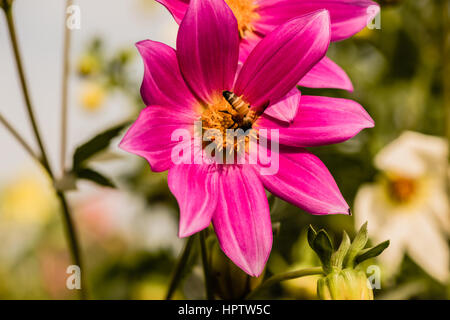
[[329, 204, 351, 216], [314, 9, 331, 26], [177, 219, 211, 238], [233, 257, 267, 278], [343, 77, 354, 92], [178, 227, 196, 238], [363, 114, 375, 129], [118, 135, 131, 153], [135, 39, 153, 53], [135, 39, 147, 48]]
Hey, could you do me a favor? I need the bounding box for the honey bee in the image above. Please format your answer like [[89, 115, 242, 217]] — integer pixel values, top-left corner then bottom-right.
[[222, 91, 258, 129]]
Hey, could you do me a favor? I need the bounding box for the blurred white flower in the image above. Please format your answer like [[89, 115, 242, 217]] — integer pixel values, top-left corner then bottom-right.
[[355, 131, 449, 283], [133, 204, 183, 254]]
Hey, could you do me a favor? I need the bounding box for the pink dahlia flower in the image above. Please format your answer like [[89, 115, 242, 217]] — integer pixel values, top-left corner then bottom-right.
[[120, 0, 374, 276], [156, 0, 380, 92]]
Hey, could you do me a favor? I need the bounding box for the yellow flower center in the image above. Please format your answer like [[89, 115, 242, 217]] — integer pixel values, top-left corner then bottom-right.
[[225, 0, 260, 38], [387, 176, 417, 203], [200, 93, 258, 153]]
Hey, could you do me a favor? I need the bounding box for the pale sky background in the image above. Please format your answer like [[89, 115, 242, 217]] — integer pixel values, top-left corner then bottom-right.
[[0, 0, 178, 182]]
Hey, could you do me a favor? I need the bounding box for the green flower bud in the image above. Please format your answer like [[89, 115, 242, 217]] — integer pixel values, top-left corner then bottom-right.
[[209, 240, 264, 300], [317, 269, 373, 300], [308, 223, 389, 300]]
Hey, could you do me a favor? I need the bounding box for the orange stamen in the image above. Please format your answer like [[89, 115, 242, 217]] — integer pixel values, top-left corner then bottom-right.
[[225, 0, 260, 38]]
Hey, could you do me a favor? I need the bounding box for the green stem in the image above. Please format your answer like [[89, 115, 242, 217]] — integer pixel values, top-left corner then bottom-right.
[[60, 0, 73, 174], [57, 191, 87, 300], [199, 230, 214, 300], [165, 236, 195, 300], [2, 3, 87, 299], [4, 6, 52, 175], [245, 267, 324, 299]]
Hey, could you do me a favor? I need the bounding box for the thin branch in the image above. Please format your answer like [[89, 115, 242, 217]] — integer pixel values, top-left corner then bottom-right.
[[0, 112, 40, 163]]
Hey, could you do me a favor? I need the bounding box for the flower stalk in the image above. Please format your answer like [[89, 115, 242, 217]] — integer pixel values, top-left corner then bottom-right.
[[246, 267, 324, 299], [1, 2, 87, 299], [199, 230, 214, 300], [60, 0, 74, 174], [165, 236, 195, 300]]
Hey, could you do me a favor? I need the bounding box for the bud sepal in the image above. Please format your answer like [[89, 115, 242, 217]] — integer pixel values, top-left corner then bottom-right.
[[317, 268, 374, 300], [308, 222, 389, 300]]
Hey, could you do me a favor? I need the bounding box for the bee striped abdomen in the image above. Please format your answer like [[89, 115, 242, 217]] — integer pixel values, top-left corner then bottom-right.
[[222, 91, 250, 119]]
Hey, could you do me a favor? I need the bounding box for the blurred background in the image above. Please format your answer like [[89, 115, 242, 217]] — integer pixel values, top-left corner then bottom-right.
[[0, 0, 449, 299]]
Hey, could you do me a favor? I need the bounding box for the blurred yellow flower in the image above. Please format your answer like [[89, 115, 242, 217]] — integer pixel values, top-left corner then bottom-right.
[[79, 81, 106, 112], [0, 169, 57, 225], [77, 53, 101, 76], [355, 131, 449, 283]]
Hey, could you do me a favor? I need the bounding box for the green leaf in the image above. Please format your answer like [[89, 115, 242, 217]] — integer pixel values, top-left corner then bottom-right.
[[72, 122, 129, 170], [312, 230, 334, 273], [331, 231, 351, 270], [76, 168, 116, 188], [355, 240, 390, 266], [344, 222, 369, 268]]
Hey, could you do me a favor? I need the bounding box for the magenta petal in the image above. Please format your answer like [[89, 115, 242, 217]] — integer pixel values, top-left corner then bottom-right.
[[176, 0, 239, 104], [212, 166, 272, 277], [256, 0, 380, 42], [156, 0, 188, 24], [238, 32, 262, 63], [257, 148, 349, 215], [298, 56, 353, 91], [263, 88, 301, 123], [168, 164, 218, 237], [258, 95, 374, 147], [136, 40, 197, 109], [235, 10, 330, 109], [119, 105, 196, 172]]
